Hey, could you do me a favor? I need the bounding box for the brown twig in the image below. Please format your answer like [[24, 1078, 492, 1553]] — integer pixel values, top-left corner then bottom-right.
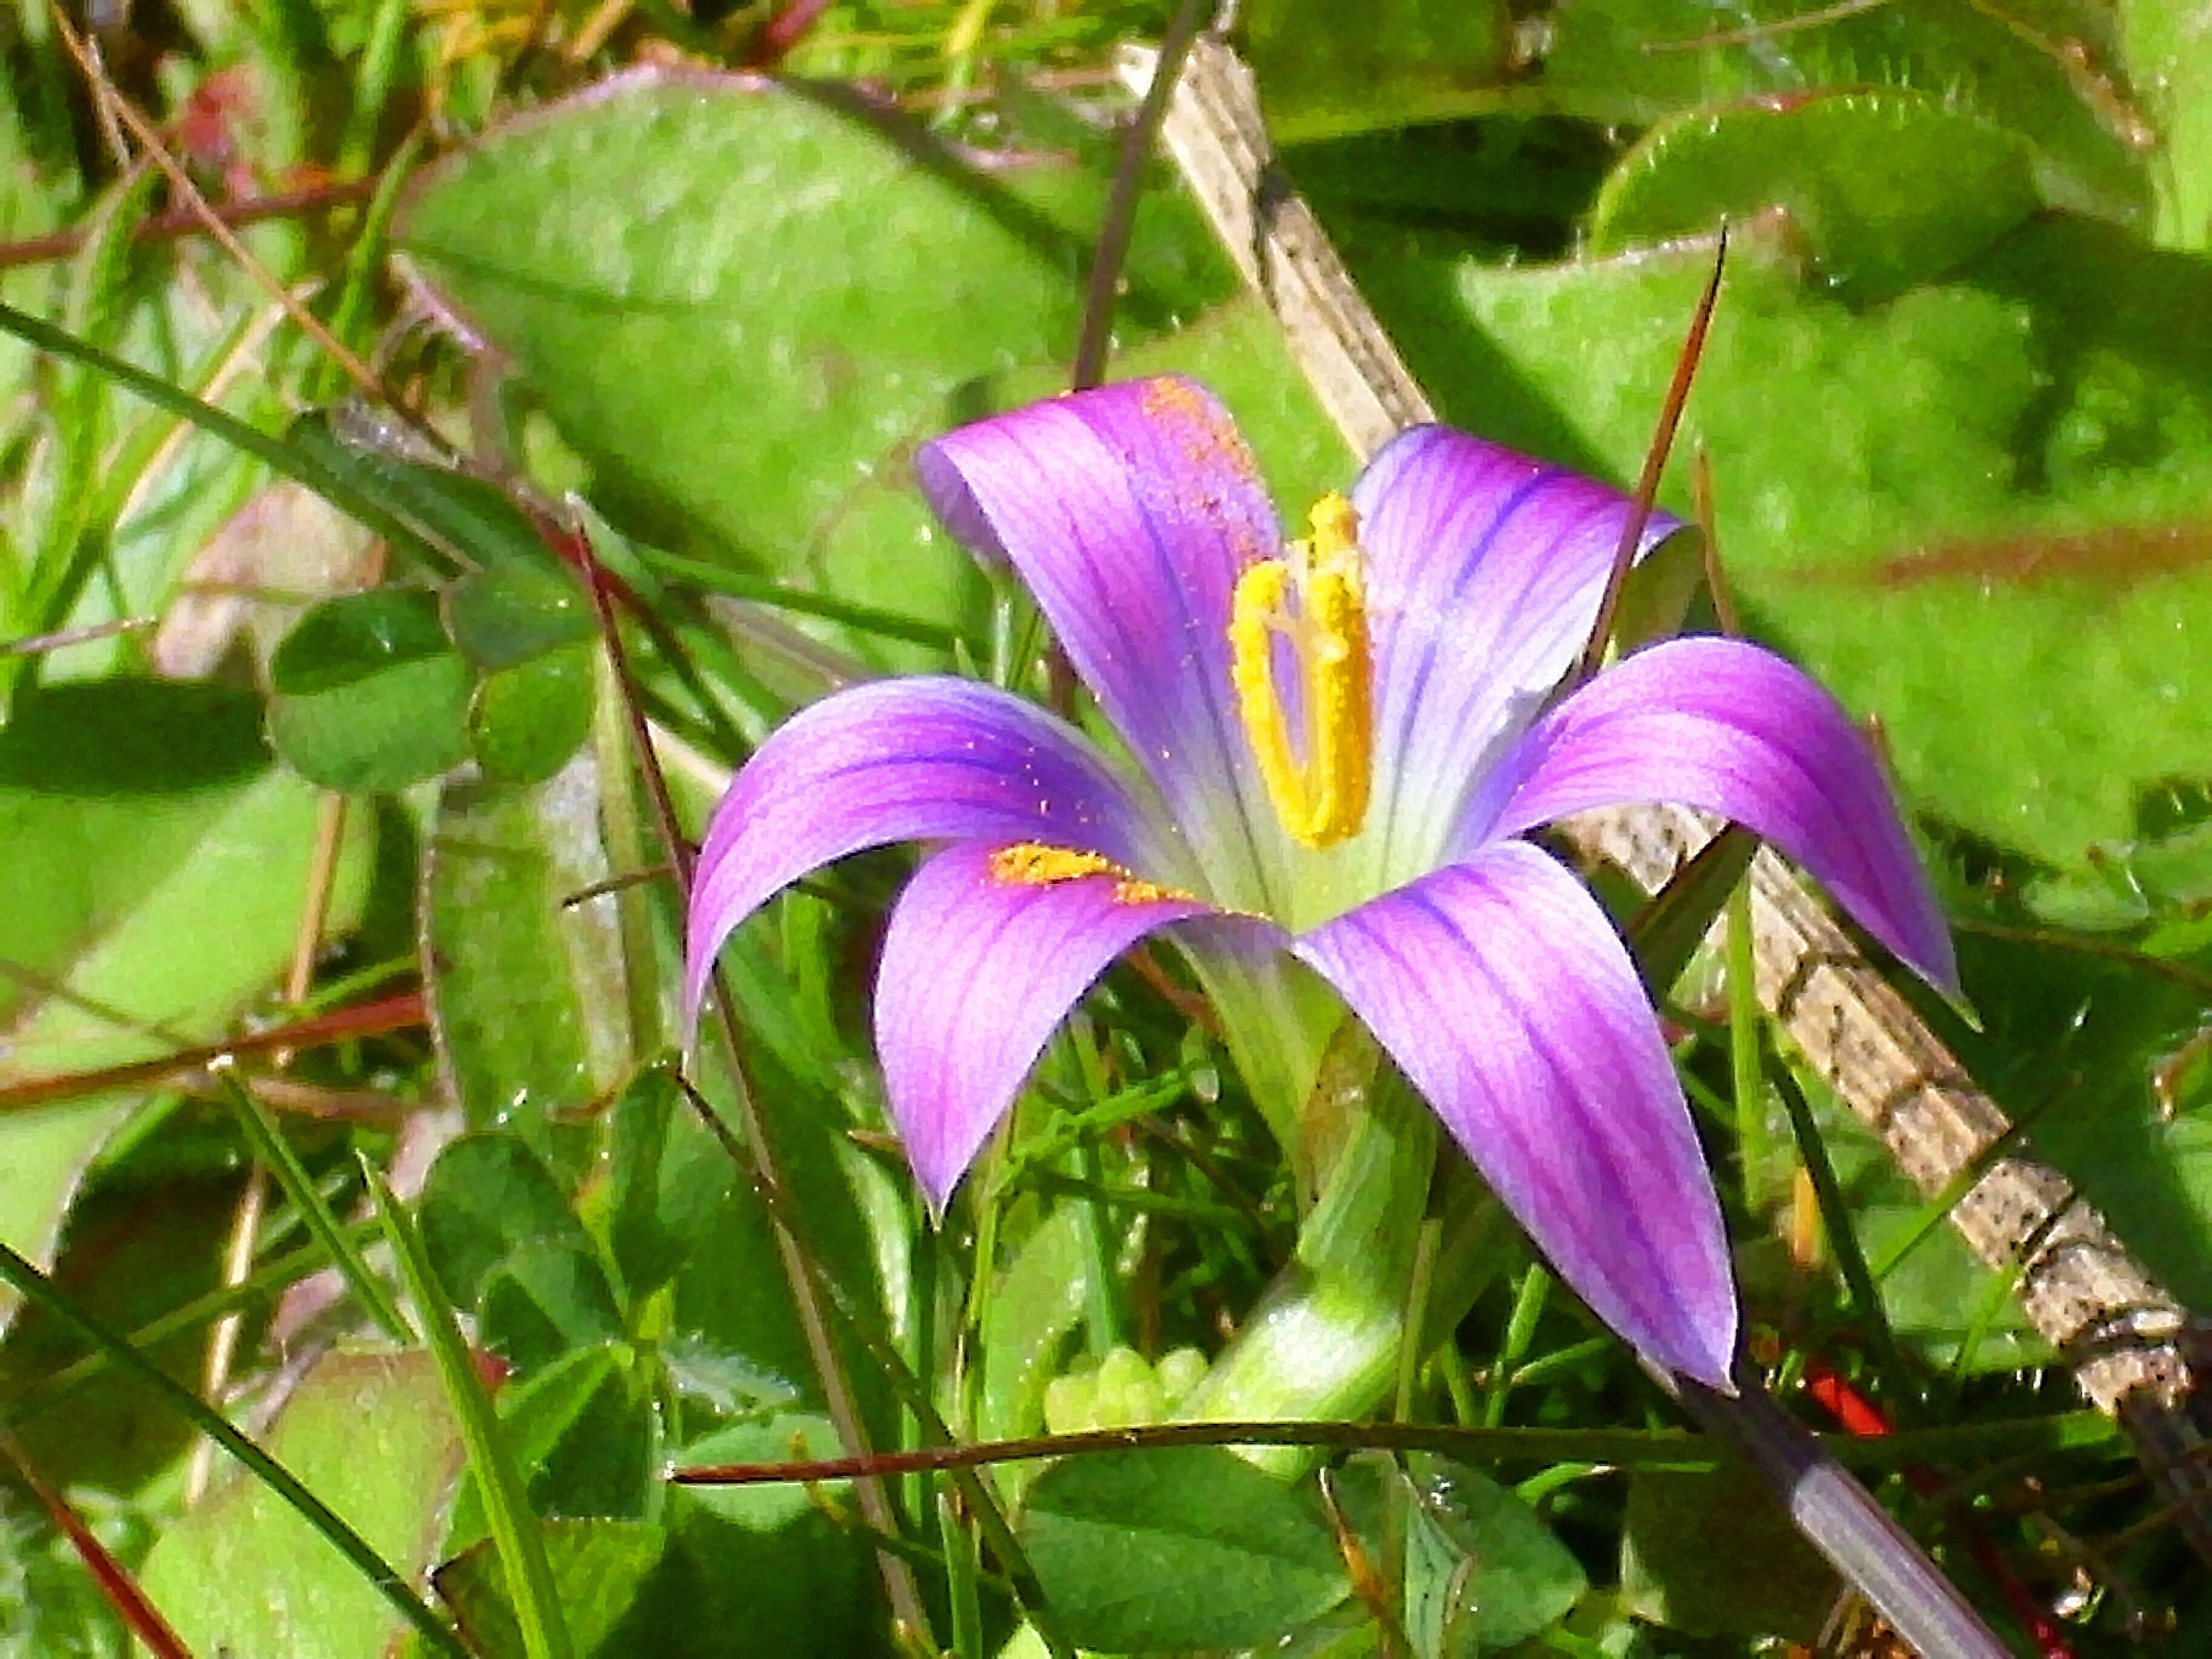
[[0, 178, 380, 273]]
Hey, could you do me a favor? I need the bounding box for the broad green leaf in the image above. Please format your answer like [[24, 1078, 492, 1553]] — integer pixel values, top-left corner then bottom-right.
[[1347, 218, 2212, 893], [1949, 929, 2212, 1310], [671, 925, 907, 1427], [1019, 1444, 1349, 1652], [422, 751, 632, 1153], [394, 71, 1103, 659], [137, 1348, 463, 1659], [603, 1065, 736, 1305], [1319, 1452, 1586, 1655], [1529, 0, 2147, 219], [1619, 1464, 1837, 1641], [267, 587, 473, 791], [0, 680, 370, 1318], [420, 1133, 600, 1310], [1589, 90, 2041, 304], [676, 1414, 854, 1535], [449, 1345, 656, 1549], [976, 1202, 1092, 1449], [468, 644, 596, 786], [480, 1239, 629, 1375], [1397, 1454, 1586, 1652], [437, 1518, 669, 1659], [1238, 0, 1512, 139], [446, 564, 597, 671], [657, 1418, 879, 1658]]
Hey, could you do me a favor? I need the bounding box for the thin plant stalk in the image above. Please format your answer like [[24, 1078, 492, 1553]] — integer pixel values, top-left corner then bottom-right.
[[370, 1166, 575, 1659]]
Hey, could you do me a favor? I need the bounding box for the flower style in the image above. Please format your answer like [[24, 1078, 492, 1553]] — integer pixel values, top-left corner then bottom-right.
[[684, 377, 1954, 1389]]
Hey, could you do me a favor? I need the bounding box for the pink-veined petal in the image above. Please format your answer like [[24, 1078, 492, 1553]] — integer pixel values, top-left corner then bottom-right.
[[1293, 840, 1737, 1387], [876, 841, 1216, 1209], [685, 677, 1169, 1021], [1351, 427, 1685, 873], [1472, 635, 1956, 989], [915, 377, 1289, 910]]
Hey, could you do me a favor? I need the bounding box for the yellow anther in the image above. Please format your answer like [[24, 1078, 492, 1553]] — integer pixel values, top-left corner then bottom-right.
[[1227, 494, 1373, 848], [1308, 491, 1359, 559], [989, 844, 1191, 907]]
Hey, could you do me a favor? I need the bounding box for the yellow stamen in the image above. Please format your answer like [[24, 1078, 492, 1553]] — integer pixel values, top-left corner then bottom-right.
[[989, 843, 1191, 907], [1227, 492, 1373, 848]]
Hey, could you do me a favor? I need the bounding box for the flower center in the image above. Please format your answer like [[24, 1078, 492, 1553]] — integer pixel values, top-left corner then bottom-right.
[[1227, 492, 1373, 849]]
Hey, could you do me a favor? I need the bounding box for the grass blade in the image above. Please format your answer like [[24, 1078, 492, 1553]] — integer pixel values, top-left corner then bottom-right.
[[369, 1162, 576, 1659]]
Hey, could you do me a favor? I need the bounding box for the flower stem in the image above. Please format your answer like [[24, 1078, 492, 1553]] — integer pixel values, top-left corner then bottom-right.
[[1175, 1050, 1515, 1475], [1671, 1370, 2011, 1659]]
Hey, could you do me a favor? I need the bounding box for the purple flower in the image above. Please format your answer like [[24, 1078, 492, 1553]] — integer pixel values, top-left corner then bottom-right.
[[685, 378, 1953, 1389]]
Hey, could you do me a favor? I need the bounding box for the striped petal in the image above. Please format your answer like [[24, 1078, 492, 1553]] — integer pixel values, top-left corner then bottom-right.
[[1471, 635, 1956, 988], [685, 677, 1167, 1019], [1351, 427, 1685, 875], [1293, 840, 1737, 1387], [876, 841, 1216, 1208], [915, 378, 1289, 911]]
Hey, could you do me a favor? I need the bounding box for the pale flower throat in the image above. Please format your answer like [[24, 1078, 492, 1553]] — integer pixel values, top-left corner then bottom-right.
[[1227, 493, 1375, 849]]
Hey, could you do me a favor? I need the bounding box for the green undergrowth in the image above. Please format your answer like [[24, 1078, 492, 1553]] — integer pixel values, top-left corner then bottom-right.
[[1, 0, 2210, 1654]]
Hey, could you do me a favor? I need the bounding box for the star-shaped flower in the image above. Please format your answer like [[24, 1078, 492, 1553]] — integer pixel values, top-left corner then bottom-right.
[[685, 377, 1952, 1388]]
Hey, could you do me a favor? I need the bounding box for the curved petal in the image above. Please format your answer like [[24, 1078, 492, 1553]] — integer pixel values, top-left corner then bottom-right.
[[1293, 841, 1737, 1387], [1350, 427, 1686, 875], [685, 677, 1168, 1019], [876, 842, 1216, 1208], [1471, 636, 1956, 989], [915, 378, 1288, 910]]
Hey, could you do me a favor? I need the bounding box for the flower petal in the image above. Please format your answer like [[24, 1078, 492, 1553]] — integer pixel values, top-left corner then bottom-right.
[[915, 378, 1289, 910], [1293, 840, 1737, 1387], [1352, 427, 1685, 874], [685, 677, 1165, 1019], [1472, 635, 1956, 989], [876, 842, 1215, 1208]]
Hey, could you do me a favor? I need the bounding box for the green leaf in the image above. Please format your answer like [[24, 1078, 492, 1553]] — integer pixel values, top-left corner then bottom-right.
[[675, 1415, 855, 1535], [1353, 217, 2212, 890], [392, 70, 1104, 658], [285, 407, 560, 575], [2122, 0, 2212, 248], [378, 1170, 576, 1659], [1589, 89, 2042, 304], [1018, 1445, 1349, 1652], [1529, 0, 2147, 218], [438, 1520, 669, 1659], [136, 1349, 465, 1659], [422, 756, 633, 1151], [417, 1139, 625, 1376], [446, 565, 598, 671], [469, 644, 596, 786], [481, 1240, 629, 1375], [654, 1420, 879, 1658], [419, 1133, 598, 1310], [1619, 1464, 1837, 1641], [604, 1065, 736, 1305], [449, 1346, 655, 1549], [267, 587, 473, 791], [1238, 0, 1512, 139], [1395, 1454, 1587, 1652], [0, 680, 371, 1309], [976, 1202, 1092, 1449]]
